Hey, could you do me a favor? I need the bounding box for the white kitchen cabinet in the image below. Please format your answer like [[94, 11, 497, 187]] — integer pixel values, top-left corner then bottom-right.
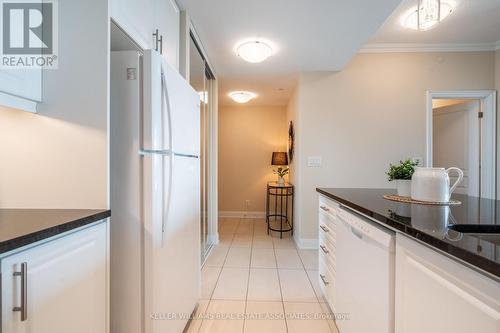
[[0, 68, 41, 112], [154, 0, 180, 69], [111, 0, 180, 69], [395, 234, 500, 333], [111, 0, 155, 49], [1, 221, 108, 333]]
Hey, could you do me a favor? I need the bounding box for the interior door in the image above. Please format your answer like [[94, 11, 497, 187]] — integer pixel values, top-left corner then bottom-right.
[[1, 223, 107, 333]]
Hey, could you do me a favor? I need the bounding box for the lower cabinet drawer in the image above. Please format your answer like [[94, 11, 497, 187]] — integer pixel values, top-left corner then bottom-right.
[[319, 256, 336, 308], [319, 233, 336, 272]]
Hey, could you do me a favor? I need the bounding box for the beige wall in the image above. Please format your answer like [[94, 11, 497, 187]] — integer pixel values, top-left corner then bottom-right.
[[219, 105, 287, 213], [0, 0, 108, 209], [289, 52, 496, 245]]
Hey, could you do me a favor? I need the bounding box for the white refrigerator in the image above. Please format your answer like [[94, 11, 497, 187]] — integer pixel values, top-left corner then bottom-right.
[[110, 50, 201, 333]]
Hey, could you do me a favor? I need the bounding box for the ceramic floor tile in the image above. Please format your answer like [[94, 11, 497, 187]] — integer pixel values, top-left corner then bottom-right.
[[252, 235, 274, 249], [250, 248, 276, 268], [198, 300, 246, 333], [284, 302, 332, 333], [212, 267, 249, 300], [185, 300, 209, 333], [205, 246, 229, 267], [299, 250, 319, 270], [201, 266, 221, 299], [306, 269, 324, 302], [232, 233, 253, 247], [244, 301, 287, 333], [219, 219, 239, 234], [218, 233, 234, 247], [278, 269, 317, 303], [319, 302, 340, 333], [236, 220, 254, 234], [275, 248, 303, 269], [224, 247, 251, 268], [247, 268, 282, 301], [272, 235, 296, 249]]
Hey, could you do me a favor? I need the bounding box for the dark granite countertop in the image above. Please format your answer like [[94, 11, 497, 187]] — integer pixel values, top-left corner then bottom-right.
[[317, 188, 500, 280], [0, 209, 111, 254]]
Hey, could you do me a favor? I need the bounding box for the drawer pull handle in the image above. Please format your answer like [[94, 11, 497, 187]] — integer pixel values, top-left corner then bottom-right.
[[320, 205, 330, 212], [320, 245, 329, 254], [13, 262, 28, 321], [320, 225, 329, 233], [320, 274, 329, 286]]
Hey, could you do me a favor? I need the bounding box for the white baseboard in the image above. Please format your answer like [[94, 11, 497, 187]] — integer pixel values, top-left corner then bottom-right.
[[219, 211, 266, 219], [294, 236, 319, 250]]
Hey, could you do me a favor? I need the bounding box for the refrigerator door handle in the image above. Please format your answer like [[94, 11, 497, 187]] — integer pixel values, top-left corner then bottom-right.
[[161, 66, 174, 154], [160, 66, 174, 246]]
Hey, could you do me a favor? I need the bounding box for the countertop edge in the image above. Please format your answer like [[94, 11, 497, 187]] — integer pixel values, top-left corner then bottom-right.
[[0, 210, 111, 255], [316, 188, 500, 281]]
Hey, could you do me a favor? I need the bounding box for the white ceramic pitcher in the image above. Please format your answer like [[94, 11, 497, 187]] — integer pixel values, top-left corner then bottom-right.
[[411, 167, 464, 203]]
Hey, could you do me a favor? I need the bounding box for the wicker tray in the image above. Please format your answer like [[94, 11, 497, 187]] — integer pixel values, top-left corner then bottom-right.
[[383, 194, 461, 206]]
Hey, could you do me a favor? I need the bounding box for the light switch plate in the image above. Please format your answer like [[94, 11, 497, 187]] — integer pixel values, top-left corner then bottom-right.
[[307, 156, 322, 167]]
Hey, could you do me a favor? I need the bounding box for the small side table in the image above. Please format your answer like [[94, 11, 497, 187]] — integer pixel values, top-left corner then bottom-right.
[[266, 182, 294, 238]]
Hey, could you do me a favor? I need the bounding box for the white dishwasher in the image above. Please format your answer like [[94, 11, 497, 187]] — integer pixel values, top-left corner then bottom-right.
[[335, 207, 395, 333]]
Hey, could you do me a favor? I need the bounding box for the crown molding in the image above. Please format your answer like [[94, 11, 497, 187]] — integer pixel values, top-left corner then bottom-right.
[[359, 42, 500, 54]]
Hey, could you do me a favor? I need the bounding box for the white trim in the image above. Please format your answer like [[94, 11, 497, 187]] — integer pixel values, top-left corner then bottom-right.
[[0, 91, 38, 113], [294, 236, 319, 250], [426, 90, 497, 199], [360, 43, 499, 54], [218, 211, 266, 219]]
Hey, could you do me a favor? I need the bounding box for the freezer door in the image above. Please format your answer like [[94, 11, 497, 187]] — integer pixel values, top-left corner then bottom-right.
[[149, 155, 201, 333], [161, 59, 201, 156], [143, 49, 169, 152]]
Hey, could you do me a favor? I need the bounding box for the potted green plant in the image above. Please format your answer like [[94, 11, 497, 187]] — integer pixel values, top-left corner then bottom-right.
[[273, 166, 289, 185], [386, 159, 418, 197]]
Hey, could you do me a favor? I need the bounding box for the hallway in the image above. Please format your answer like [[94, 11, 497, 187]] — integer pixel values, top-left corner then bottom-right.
[[186, 218, 339, 333]]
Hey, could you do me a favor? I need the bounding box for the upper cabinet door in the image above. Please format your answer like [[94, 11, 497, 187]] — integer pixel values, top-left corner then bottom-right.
[[0, 68, 41, 112], [111, 0, 155, 49], [154, 0, 180, 70]]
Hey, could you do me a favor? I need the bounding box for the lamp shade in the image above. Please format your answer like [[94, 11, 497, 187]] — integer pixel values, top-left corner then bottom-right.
[[271, 152, 288, 166]]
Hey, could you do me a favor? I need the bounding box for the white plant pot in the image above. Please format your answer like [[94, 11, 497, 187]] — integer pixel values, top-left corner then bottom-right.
[[278, 176, 285, 185], [396, 179, 411, 197]]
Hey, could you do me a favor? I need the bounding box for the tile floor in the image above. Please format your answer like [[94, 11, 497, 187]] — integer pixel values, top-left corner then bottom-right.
[[186, 218, 340, 333]]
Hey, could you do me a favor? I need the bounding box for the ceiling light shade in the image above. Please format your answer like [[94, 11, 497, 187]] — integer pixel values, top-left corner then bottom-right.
[[402, 0, 453, 30], [229, 91, 257, 104], [235, 40, 274, 63]]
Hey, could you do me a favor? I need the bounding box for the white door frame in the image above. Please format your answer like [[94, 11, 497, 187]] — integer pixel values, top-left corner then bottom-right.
[[426, 90, 497, 199]]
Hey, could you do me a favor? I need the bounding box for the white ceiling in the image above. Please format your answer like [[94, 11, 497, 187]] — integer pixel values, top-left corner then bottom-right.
[[177, 0, 402, 106], [367, 0, 500, 45]]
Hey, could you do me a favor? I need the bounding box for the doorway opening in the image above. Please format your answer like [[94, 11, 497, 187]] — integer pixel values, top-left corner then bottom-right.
[[426, 91, 497, 199]]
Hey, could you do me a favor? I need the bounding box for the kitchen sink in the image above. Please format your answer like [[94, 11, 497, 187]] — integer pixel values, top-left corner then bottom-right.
[[447, 224, 500, 234]]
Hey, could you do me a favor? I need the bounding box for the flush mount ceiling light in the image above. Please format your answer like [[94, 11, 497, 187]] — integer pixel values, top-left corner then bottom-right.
[[228, 91, 257, 104], [402, 0, 454, 31], [235, 39, 274, 63]]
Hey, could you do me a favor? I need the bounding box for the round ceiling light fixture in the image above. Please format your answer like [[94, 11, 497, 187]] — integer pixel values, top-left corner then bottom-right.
[[228, 91, 257, 104], [235, 39, 274, 63], [402, 0, 454, 31]]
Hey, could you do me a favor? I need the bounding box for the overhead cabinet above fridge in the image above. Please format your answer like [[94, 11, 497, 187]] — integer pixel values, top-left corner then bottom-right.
[[110, 0, 180, 70]]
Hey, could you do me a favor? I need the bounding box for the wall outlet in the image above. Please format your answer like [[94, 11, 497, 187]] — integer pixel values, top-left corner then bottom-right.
[[412, 157, 424, 167], [307, 156, 322, 167]]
